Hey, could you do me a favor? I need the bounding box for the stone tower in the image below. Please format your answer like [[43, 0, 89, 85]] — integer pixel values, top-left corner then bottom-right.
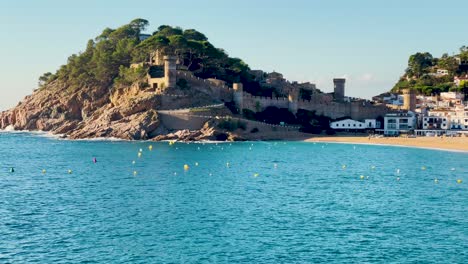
[[233, 83, 243, 113], [333, 78, 346, 102], [164, 55, 177, 88], [288, 88, 299, 114], [402, 88, 416, 111], [149, 49, 164, 65]]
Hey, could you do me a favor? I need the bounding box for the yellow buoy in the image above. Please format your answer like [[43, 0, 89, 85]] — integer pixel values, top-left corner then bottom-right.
[[342, 165, 346, 169], [457, 179, 462, 184], [132, 160, 136, 165], [253, 173, 259, 177], [360, 175, 365, 180], [195, 162, 199, 166], [371, 166, 376, 170], [148, 145, 153, 151], [184, 164, 189, 171], [421, 166, 426, 170], [68, 170, 72, 174], [42, 169, 46, 174], [434, 178, 439, 184], [138, 152, 142, 158], [133, 171, 138, 176], [226, 162, 230, 167]]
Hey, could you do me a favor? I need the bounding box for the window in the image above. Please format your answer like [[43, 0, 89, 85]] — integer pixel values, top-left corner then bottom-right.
[[342, 124, 345, 127], [359, 124, 362, 127], [353, 124, 356, 127]]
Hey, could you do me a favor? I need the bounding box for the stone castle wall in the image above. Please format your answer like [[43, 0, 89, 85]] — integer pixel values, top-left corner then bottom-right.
[[242, 92, 289, 111], [171, 70, 389, 120], [177, 71, 233, 102]]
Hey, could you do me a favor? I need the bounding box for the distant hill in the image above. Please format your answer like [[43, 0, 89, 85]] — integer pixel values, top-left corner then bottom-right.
[[391, 47, 468, 96]]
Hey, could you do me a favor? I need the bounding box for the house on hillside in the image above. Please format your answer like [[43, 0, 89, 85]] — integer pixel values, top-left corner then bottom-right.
[[454, 75, 468, 86]]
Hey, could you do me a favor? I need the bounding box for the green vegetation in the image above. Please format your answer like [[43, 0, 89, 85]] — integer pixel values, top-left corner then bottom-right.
[[38, 19, 258, 94], [115, 65, 148, 86], [391, 46, 468, 95]]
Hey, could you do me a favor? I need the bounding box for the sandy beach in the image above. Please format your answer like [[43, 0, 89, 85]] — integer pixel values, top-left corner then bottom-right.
[[305, 135, 468, 152]]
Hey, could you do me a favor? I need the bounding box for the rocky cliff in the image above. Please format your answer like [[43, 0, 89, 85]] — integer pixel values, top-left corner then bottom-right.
[[0, 81, 163, 140]]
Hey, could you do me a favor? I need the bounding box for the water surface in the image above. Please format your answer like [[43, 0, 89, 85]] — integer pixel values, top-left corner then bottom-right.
[[0, 133, 466, 263]]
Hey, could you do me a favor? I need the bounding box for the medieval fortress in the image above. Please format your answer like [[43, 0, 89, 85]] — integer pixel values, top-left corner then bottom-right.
[[135, 50, 398, 121]]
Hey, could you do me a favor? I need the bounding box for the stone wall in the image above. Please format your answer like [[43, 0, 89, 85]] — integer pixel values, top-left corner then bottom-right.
[[159, 112, 211, 131], [242, 93, 289, 111], [171, 70, 389, 121], [177, 71, 233, 102]]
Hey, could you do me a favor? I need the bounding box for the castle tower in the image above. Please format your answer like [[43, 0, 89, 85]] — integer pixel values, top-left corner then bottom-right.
[[333, 78, 346, 102], [164, 55, 177, 88], [402, 88, 416, 111], [233, 83, 243, 113], [288, 88, 299, 114], [149, 49, 164, 65]]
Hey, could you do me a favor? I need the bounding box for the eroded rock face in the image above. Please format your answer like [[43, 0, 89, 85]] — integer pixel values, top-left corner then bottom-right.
[[151, 120, 246, 142], [0, 81, 161, 140]]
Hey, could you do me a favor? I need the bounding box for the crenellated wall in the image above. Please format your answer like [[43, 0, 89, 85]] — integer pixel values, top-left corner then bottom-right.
[[166, 69, 390, 121], [242, 92, 289, 111]]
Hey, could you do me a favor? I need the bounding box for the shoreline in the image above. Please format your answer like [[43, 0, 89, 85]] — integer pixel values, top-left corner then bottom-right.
[[3, 129, 468, 153], [305, 135, 468, 153]]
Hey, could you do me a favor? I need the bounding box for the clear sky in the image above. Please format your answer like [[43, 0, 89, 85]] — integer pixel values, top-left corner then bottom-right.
[[0, 0, 467, 110]]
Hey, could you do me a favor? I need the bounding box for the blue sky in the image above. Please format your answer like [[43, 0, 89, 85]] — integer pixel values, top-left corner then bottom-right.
[[0, 0, 467, 110]]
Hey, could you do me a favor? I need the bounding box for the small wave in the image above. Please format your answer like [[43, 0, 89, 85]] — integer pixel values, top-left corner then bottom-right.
[[0, 129, 64, 140], [70, 137, 130, 142]]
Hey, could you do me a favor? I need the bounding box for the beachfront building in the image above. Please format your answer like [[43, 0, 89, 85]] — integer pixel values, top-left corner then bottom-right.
[[422, 116, 449, 130], [415, 105, 468, 136], [330, 119, 377, 132], [381, 111, 417, 136]]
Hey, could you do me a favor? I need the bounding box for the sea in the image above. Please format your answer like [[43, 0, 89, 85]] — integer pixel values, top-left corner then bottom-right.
[[0, 132, 466, 263]]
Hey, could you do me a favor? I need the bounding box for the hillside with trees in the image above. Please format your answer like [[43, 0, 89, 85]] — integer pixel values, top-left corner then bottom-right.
[[391, 47, 468, 96], [3, 19, 335, 140], [38, 18, 258, 95]]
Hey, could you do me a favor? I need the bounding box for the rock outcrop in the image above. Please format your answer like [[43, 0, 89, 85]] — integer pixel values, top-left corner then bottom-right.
[[151, 120, 246, 142], [0, 81, 162, 140]]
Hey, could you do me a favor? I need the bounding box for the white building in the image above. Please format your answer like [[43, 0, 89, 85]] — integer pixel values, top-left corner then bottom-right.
[[382, 111, 417, 135], [330, 119, 377, 131], [422, 116, 449, 130], [416, 106, 468, 135], [440, 92, 464, 101], [437, 69, 449, 76], [447, 105, 468, 130]]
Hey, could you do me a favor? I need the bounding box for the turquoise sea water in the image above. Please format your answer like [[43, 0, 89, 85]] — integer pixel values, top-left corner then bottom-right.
[[0, 132, 466, 263]]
